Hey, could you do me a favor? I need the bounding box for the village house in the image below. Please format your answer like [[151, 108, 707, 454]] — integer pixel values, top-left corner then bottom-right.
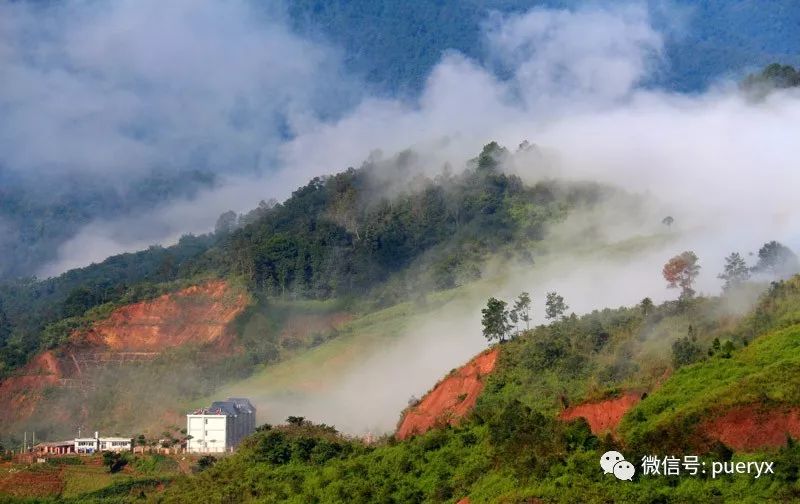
[[35, 432, 132, 456], [186, 397, 256, 453], [75, 432, 132, 454], [35, 440, 75, 456]]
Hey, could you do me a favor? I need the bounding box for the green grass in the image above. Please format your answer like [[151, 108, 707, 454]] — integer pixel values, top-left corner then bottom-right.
[[61, 465, 119, 498], [211, 298, 429, 405], [620, 322, 800, 448], [150, 276, 800, 503]]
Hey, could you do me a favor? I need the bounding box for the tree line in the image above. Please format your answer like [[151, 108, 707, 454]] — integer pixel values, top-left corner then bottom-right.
[[0, 142, 613, 377], [663, 240, 799, 300], [481, 240, 799, 344], [481, 291, 569, 343]]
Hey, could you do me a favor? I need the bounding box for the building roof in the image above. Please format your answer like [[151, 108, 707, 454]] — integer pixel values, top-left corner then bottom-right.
[[189, 408, 227, 416], [34, 440, 74, 448], [210, 401, 239, 416], [227, 397, 256, 414], [189, 397, 255, 416]]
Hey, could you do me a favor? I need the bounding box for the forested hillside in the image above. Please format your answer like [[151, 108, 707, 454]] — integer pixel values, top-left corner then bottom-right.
[[0, 169, 216, 280], [146, 277, 800, 504], [0, 143, 615, 378], [0, 141, 628, 448], [3, 1, 800, 500]]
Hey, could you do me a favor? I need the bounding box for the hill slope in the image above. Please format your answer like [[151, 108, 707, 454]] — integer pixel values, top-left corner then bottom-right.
[[621, 279, 800, 452], [1, 142, 626, 442], [0, 280, 249, 439], [149, 278, 800, 504], [397, 348, 499, 440]]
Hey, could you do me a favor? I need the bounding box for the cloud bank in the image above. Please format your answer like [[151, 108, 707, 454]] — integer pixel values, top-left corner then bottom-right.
[[0, 0, 354, 181], [4, 2, 798, 278]]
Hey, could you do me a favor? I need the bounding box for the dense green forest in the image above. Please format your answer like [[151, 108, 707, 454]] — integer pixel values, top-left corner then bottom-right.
[[219, 143, 608, 298], [0, 142, 616, 377]]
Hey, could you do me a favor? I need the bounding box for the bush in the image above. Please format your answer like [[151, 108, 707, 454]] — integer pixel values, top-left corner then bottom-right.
[[672, 336, 704, 368], [194, 455, 217, 472], [102, 451, 129, 473]]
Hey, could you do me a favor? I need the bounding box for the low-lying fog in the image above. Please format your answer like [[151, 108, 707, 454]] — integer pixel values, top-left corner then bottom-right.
[[231, 218, 791, 435]]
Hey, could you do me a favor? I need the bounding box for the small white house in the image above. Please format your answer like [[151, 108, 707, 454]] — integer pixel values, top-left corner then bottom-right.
[[99, 437, 133, 452], [74, 432, 132, 454], [187, 398, 256, 453]]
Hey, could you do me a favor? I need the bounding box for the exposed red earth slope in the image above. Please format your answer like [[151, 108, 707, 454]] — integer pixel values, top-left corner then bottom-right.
[[560, 392, 642, 434], [396, 348, 499, 440], [700, 404, 800, 451], [0, 280, 248, 429], [80, 280, 246, 352], [0, 352, 63, 422]]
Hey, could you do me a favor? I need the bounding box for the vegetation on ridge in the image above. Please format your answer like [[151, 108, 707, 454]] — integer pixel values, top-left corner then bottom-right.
[[146, 275, 800, 503]]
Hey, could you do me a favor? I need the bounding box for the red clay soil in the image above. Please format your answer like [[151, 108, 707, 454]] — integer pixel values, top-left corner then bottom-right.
[[80, 279, 247, 352], [700, 404, 800, 451], [0, 468, 64, 498], [396, 348, 499, 440], [560, 392, 642, 434], [0, 351, 63, 421], [0, 279, 248, 430]]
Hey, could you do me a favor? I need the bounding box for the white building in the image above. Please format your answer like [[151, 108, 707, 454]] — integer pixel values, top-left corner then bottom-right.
[[74, 432, 132, 454], [186, 397, 256, 453]]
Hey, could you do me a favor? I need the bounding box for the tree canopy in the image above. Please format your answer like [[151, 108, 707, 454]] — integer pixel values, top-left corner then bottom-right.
[[544, 292, 568, 320], [753, 241, 800, 278], [0, 142, 615, 377], [663, 251, 701, 300]]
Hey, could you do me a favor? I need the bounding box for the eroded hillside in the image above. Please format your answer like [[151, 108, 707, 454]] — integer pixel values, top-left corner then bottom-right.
[[0, 280, 248, 436], [560, 392, 643, 435], [78, 280, 245, 352], [397, 348, 498, 439]]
